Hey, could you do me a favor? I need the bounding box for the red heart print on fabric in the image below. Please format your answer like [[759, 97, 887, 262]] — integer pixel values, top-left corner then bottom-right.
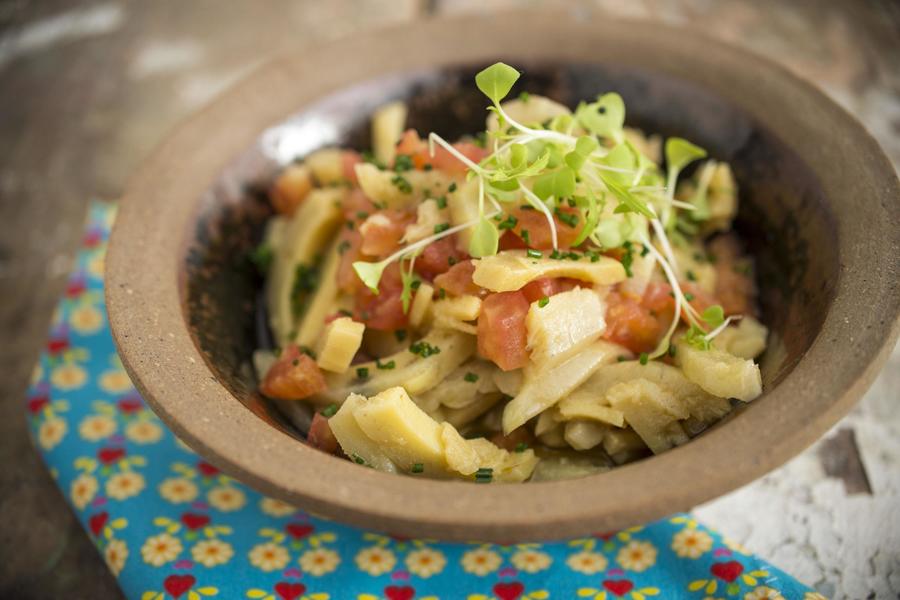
[[274, 582, 306, 600], [117, 398, 142, 413], [88, 512, 108, 536], [285, 523, 314, 539], [28, 396, 49, 414], [98, 448, 125, 464], [47, 337, 69, 354], [180, 513, 210, 530], [711, 560, 744, 582], [163, 574, 195, 599], [385, 585, 415, 600], [493, 582, 524, 600], [603, 579, 635, 597], [197, 461, 219, 477]]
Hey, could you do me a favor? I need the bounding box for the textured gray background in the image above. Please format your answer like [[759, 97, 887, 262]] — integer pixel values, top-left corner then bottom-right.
[[0, 1, 897, 598]]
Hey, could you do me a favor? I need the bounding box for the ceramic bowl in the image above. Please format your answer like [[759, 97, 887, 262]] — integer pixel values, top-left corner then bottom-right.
[[106, 12, 900, 541]]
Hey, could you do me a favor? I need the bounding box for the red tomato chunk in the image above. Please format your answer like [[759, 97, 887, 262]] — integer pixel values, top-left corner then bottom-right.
[[260, 346, 327, 400], [308, 412, 339, 454], [477, 291, 530, 371]]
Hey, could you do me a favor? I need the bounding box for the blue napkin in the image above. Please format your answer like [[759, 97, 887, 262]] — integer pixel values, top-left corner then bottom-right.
[[25, 202, 823, 600]]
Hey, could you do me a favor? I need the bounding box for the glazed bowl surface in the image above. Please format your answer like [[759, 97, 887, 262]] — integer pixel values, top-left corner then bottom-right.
[[106, 12, 900, 541]]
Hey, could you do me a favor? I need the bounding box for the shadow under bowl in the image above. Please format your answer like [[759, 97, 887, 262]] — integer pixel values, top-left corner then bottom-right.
[[106, 12, 900, 542]]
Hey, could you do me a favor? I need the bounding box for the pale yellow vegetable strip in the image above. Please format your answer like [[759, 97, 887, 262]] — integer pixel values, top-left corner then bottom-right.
[[606, 379, 689, 454], [315, 317, 365, 373], [472, 250, 626, 293], [372, 101, 407, 166], [675, 339, 762, 401], [563, 420, 608, 451], [525, 287, 606, 367], [502, 340, 623, 434], [557, 396, 626, 427], [295, 235, 343, 348], [441, 393, 503, 430], [329, 394, 397, 473]]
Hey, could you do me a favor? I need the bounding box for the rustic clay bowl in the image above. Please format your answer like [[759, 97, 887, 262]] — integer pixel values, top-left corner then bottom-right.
[[106, 12, 900, 542]]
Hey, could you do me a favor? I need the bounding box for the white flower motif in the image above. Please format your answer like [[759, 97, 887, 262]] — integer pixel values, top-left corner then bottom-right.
[[405, 548, 446, 578], [299, 548, 341, 576], [105, 472, 145, 500], [672, 528, 713, 559], [248, 542, 290, 572], [159, 477, 199, 504], [745, 587, 785, 600], [141, 533, 182, 566], [125, 420, 163, 444], [616, 540, 657, 572], [191, 539, 234, 567], [69, 305, 104, 334], [566, 551, 608, 575], [511, 549, 552, 573], [461, 548, 502, 576], [87, 253, 105, 279], [105, 538, 128, 576], [98, 370, 132, 394], [78, 415, 117, 442], [70, 473, 99, 510], [207, 486, 246, 512], [38, 417, 68, 450], [260, 497, 297, 517], [51, 364, 87, 391], [355, 546, 396, 576]]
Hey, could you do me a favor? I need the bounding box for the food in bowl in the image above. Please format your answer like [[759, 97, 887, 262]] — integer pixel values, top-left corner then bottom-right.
[[252, 63, 766, 483]]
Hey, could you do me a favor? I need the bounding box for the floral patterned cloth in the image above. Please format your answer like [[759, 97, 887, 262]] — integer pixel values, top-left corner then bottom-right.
[[25, 203, 824, 600]]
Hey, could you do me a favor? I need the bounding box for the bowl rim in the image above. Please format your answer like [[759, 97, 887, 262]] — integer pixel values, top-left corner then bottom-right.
[[106, 10, 900, 541]]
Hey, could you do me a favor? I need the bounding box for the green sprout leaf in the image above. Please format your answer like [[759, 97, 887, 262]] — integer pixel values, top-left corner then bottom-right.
[[665, 137, 707, 173], [599, 143, 637, 186], [701, 304, 725, 329], [475, 62, 520, 105], [575, 93, 625, 142], [468, 217, 499, 258], [602, 173, 654, 218], [533, 166, 576, 201], [575, 135, 600, 156], [352, 260, 386, 294], [400, 266, 419, 314]]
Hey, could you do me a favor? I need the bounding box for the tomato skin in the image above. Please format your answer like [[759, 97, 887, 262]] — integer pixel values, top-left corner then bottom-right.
[[477, 291, 530, 371], [340, 188, 376, 221], [602, 291, 663, 354], [498, 230, 528, 251], [509, 206, 581, 249], [308, 412, 339, 454], [341, 151, 362, 184], [641, 281, 716, 325], [353, 262, 408, 331], [260, 345, 327, 400], [336, 228, 364, 294], [359, 210, 413, 258], [414, 236, 467, 280], [395, 129, 488, 174], [520, 277, 580, 304], [433, 260, 484, 297]]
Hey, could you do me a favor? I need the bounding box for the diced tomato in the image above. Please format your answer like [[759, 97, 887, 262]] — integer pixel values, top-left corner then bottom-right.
[[395, 129, 488, 174], [337, 229, 364, 293], [520, 277, 580, 304], [477, 291, 530, 371], [260, 345, 327, 400], [709, 235, 757, 316], [395, 129, 430, 169], [270, 165, 313, 216], [498, 230, 528, 250], [641, 281, 716, 325], [359, 210, 413, 258], [354, 262, 408, 331], [603, 291, 663, 354], [308, 412, 339, 454], [414, 236, 467, 280], [489, 426, 534, 452], [433, 260, 484, 297], [341, 151, 362, 184], [509, 206, 582, 249], [340, 188, 376, 221]]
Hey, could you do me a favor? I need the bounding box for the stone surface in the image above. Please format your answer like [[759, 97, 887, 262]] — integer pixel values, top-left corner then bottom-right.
[[0, 1, 896, 598]]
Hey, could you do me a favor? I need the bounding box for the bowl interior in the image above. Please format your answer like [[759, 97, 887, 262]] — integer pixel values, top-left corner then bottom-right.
[[182, 62, 838, 441]]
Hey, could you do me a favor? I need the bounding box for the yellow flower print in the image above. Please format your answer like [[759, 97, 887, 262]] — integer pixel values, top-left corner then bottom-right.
[[69, 305, 104, 334], [803, 594, 828, 600], [51, 364, 87, 391], [31, 363, 43, 385], [78, 414, 117, 442], [566, 551, 608, 575], [745, 587, 785, 600], [405, 548, 446, 578], [159, 477, 199, 504], [299, 548, 341, 576], [260, 497, 297, 517], [191, 539, 234, 567], [105, 538, 128, 576], [141, 533, 182, 566], [70, 473, 99, 510], [38, 417, 68, 450], [672, 528, 713, 559], [99, 370, 132, 394], [461, 548, 502, 576], [106, 472, 145, 500], [511, 549, 552, 573], [355, 546, 396, 576], [616, 540, 657, 572], [87, 253, 105, 279], [125, 420, 163, 444], [207, 486, 246, 512], [248, 542, 290, 572]]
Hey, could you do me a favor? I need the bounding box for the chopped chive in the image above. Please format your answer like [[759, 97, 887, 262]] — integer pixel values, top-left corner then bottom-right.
[[521, 230, 531, 245], [345, 221, 354, 230], [356, 211, 369, 220], [376, 359, 396, 370], [686, 269, 697, 282], [684, 292, 695, 301], [299, 346, 316, 358], [356, 367, 369, 380], [338, 309, 353, 317], [337, 240, 351, 254], [391, 174, 413, 194], [436, 196, 448, 209], [394, 329, 408, 342], [292, 358, 299, 366], [448, 256, 458, 266], [438, 288, 446, 299], [668, 345, 677, 358], [394, 154, 414, 172], [518, 91, 530, 103], [474, 467, 493, 483], [549, 249, 563, 260], [411, 279, 421, 290], [321, 403, 338, 418], [448, 182, 457, 193], [249, 242, 273, 274], [434, 223, 450, 234], [519, 204, 535, 211], [639, 352, 649, 365], [526, 249, 542, 259], [464, 372, 479, 383], [538, 296, 550, 308], [423, 164, 433, 171], [409, 341, 441, 358], [497, 214, 518, 230], [352, 453, 366, 465], [514, 442, 529, 453], [411, 463, 424, 473], [554, 208, 579, 228], [640, 244, 650, 257], [617, 356, 627, 362]]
